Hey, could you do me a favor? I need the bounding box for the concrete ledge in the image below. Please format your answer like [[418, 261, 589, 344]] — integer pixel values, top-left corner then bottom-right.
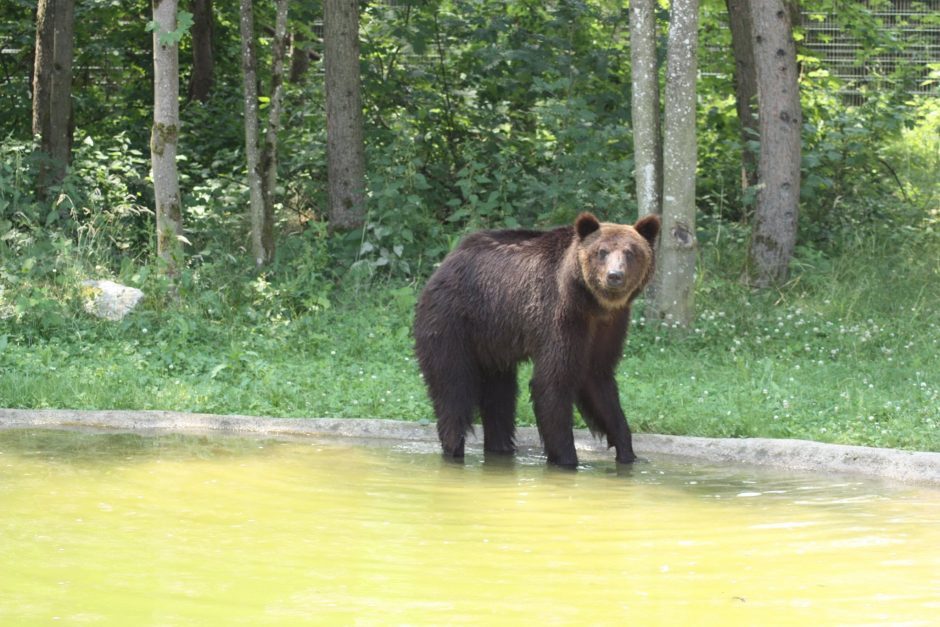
[[2, 409, 938, 486]]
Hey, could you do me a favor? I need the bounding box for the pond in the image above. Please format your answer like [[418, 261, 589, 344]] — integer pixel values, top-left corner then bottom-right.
[[1, 428, 938, 625]]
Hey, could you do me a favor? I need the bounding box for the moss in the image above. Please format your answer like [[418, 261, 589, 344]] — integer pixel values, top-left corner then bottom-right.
[[156, 198, 185, 276], [151, 122, 179, 157]]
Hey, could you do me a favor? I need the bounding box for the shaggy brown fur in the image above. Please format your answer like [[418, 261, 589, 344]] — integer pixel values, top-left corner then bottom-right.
[[413, 212, 660, 467]]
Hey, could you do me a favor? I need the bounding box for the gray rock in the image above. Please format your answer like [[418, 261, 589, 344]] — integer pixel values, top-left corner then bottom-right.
[[81, 280, 144, 321]]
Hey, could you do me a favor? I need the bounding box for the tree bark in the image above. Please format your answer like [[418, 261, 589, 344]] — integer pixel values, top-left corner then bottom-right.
[[239, 0, 267, 267], [32, 0, 54, 146], [630, 0, 662, 222], [324, 0, 366, 231], [258, 0, 289, 265], [726, 0, 759, 194], [151, 0, 185, 277], [48, 0, 75, 170], [630, 0, 663, 302], [289, 30, 312, 84], [650, 0, 699, 328], [747, 0, 801, 287], [32, 0, 75, 196], [187, 0, 214, 103]]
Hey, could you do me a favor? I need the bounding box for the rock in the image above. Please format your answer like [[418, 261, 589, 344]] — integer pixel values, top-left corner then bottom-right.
[[81, 280, 144, 321]]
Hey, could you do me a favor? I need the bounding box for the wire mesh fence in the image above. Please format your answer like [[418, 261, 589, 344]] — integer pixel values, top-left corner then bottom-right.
[[800, 0, 940, 102]]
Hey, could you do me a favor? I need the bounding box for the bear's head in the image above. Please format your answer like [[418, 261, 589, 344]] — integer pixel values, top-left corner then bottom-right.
[[574, 212, 661, 310]]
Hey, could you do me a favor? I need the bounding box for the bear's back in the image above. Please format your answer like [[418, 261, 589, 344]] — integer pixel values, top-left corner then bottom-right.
[[416, 224, 579, 366], [457, 225, 573, 260]]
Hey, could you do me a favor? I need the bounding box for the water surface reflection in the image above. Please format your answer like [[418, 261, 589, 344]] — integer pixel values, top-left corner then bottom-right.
[[1, 429, 937, 625]]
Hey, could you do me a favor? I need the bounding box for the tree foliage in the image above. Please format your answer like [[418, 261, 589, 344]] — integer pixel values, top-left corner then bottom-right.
[[0, 0, 935, 314]]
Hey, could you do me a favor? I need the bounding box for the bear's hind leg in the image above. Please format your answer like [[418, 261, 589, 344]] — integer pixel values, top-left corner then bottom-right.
[[480, 368, 518, 455], [425, 353, 481, 460], [434, 387, 479, 460]]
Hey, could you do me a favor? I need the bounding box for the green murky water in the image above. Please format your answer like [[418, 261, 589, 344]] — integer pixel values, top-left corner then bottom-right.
[[1, 429, 938, 625]]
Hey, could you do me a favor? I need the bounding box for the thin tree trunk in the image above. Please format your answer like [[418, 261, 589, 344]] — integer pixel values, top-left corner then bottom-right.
[[49, 0, 74, 173], [630, 0, 663, 302], [32, 0, 54, 146], [151, 0, 185, 277], [726, 0, 759, 195], [324, 0, 366, 231], [239, 0, 266, 267], [32, 0, 74, 196], [747, 0, 801, 287], [187, 0, 214, 103], [258, 0, 289, 265], [289, 30, 311, 84], [650, 0, 699, 328], [630, 0, 662, 221]]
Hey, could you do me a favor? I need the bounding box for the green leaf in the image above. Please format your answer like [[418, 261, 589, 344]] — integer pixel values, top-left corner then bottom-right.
[[177, 11, 194, 33]]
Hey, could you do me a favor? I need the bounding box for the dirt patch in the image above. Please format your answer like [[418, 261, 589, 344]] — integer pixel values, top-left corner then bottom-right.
[[2, 409, 938, 485]]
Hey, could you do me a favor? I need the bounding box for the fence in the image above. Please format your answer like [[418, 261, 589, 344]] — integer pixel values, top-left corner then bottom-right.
[[800, 0, 940, 101]]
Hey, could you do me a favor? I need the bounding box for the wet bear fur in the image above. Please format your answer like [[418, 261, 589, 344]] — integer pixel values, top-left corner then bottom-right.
[[413, 212, 660, 467]]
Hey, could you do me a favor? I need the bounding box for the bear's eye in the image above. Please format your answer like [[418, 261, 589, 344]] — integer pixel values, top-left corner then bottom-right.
[[598, 249, 609, 260]]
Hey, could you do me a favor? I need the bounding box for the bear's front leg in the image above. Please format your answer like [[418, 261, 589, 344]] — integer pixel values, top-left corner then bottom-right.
[[530, 373, 579, 468], [578, 377, 637, 464]]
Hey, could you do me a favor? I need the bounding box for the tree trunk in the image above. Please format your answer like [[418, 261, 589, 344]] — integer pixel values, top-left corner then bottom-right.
[[187, 0, 214, 103], [324, 0, 366, 231], [630, 0, 662, 221], [747, 0, 801, 287], [726, 0, 759, 195], [258, 0, 289, 265], [289, 30, 311, 84], [32, 0, 54, 145], [650, 0, 699, 328], [239, 0, 267, 267], [49, 0, 75, 171], [32, 0, 74, 196], [630, 0, 663, 302], [151, 0, 185, 277]]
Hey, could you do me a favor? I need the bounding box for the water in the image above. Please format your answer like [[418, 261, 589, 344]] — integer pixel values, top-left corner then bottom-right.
[[1, 429, 938, 625]]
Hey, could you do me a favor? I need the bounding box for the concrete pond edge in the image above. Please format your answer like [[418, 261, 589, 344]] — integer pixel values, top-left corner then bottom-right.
[[2, 408, 939, 486]]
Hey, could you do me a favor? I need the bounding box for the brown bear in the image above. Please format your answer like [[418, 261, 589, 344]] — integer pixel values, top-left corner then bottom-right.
[[413, 212, 660, 467]]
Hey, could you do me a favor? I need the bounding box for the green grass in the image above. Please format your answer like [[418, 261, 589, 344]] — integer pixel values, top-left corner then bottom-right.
[[2, 221, 938, 453]]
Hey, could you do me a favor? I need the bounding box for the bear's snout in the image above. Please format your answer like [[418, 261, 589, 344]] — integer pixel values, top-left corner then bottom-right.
[[606, 269, 625, 287]]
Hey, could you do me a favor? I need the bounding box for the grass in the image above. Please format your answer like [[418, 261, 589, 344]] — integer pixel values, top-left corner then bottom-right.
[[1, 220, 938, 453]]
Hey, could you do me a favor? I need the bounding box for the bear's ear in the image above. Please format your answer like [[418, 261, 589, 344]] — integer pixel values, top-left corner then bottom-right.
[[634, 214, 661, 246], [575, 212, 601, 240]]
